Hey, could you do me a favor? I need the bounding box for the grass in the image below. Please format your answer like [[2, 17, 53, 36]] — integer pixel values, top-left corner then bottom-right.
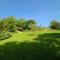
[[0, 30, 60, 60]]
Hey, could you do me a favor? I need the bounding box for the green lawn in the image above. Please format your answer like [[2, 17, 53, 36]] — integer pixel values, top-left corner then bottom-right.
[[0, 30, 60, 60]]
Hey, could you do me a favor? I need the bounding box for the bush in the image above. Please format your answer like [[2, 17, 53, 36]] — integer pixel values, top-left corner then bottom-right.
[[0, 31, 11, 40]]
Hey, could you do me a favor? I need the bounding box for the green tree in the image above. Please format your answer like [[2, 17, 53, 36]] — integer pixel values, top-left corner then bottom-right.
[[49, 20, 60, 29], [0, 20, 5, 32], [26, 19, 36, 30], [3, 16, 17, 32], [17, 18, 26, 29]]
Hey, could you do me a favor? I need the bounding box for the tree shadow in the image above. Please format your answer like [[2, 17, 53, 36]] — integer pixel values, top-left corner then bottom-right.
[[34, 33, 60, 59], [0, 33, 60, 60], [34, 33, 60, 43]]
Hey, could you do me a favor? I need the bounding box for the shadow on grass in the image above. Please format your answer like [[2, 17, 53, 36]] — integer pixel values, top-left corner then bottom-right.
[[0, 33, 60, 60]]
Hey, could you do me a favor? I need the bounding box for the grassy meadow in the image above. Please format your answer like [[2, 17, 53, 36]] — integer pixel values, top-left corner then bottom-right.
[[0, 29, 60, 60]]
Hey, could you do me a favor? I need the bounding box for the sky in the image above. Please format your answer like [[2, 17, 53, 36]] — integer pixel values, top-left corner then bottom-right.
[[0, 0, 60, 26]]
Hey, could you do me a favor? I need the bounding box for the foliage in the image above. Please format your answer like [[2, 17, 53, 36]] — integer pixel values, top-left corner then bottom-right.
[[16, 18, 26, 30], [0, 31, 11, 40], [1, 16, 60, 33], [1, 16, 17, 32], [49, 20, 60, 29], [0, 17, 37, 32], [26, 19, 36, 30], [0, 20, 5, 32]]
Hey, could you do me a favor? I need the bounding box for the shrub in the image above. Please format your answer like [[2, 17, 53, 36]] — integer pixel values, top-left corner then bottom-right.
[[0, 31, 11, 40]]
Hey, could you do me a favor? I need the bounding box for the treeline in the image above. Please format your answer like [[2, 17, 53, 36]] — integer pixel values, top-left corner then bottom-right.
[[0, 16, 37, 32], [0, 16, 60, 32]]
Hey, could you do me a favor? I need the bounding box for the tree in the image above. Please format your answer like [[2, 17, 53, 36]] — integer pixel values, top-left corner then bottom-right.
[[49, 20, 60, 29], [0, 20, 5, 32], [3, 16, 17, 32], [0, 17, 38, 32], [17, 18, 26, 30], [26, 19, 37, 30], [58, 22, 60, 29]]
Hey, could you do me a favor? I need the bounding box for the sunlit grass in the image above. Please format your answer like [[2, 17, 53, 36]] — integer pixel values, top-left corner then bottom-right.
[[0, 29, 60, 45]]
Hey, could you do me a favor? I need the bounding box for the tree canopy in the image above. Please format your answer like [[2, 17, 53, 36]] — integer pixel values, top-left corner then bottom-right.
[[49, 20, 60, 29], [0, 16, 60, 32], [0, 17, 37, 32]]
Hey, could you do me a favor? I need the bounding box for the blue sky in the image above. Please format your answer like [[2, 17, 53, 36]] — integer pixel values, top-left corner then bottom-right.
[[0, 0, 60, 26]]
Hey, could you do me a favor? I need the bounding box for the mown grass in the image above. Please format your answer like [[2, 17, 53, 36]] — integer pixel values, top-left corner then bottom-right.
[[0, 30, 60, 60]]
